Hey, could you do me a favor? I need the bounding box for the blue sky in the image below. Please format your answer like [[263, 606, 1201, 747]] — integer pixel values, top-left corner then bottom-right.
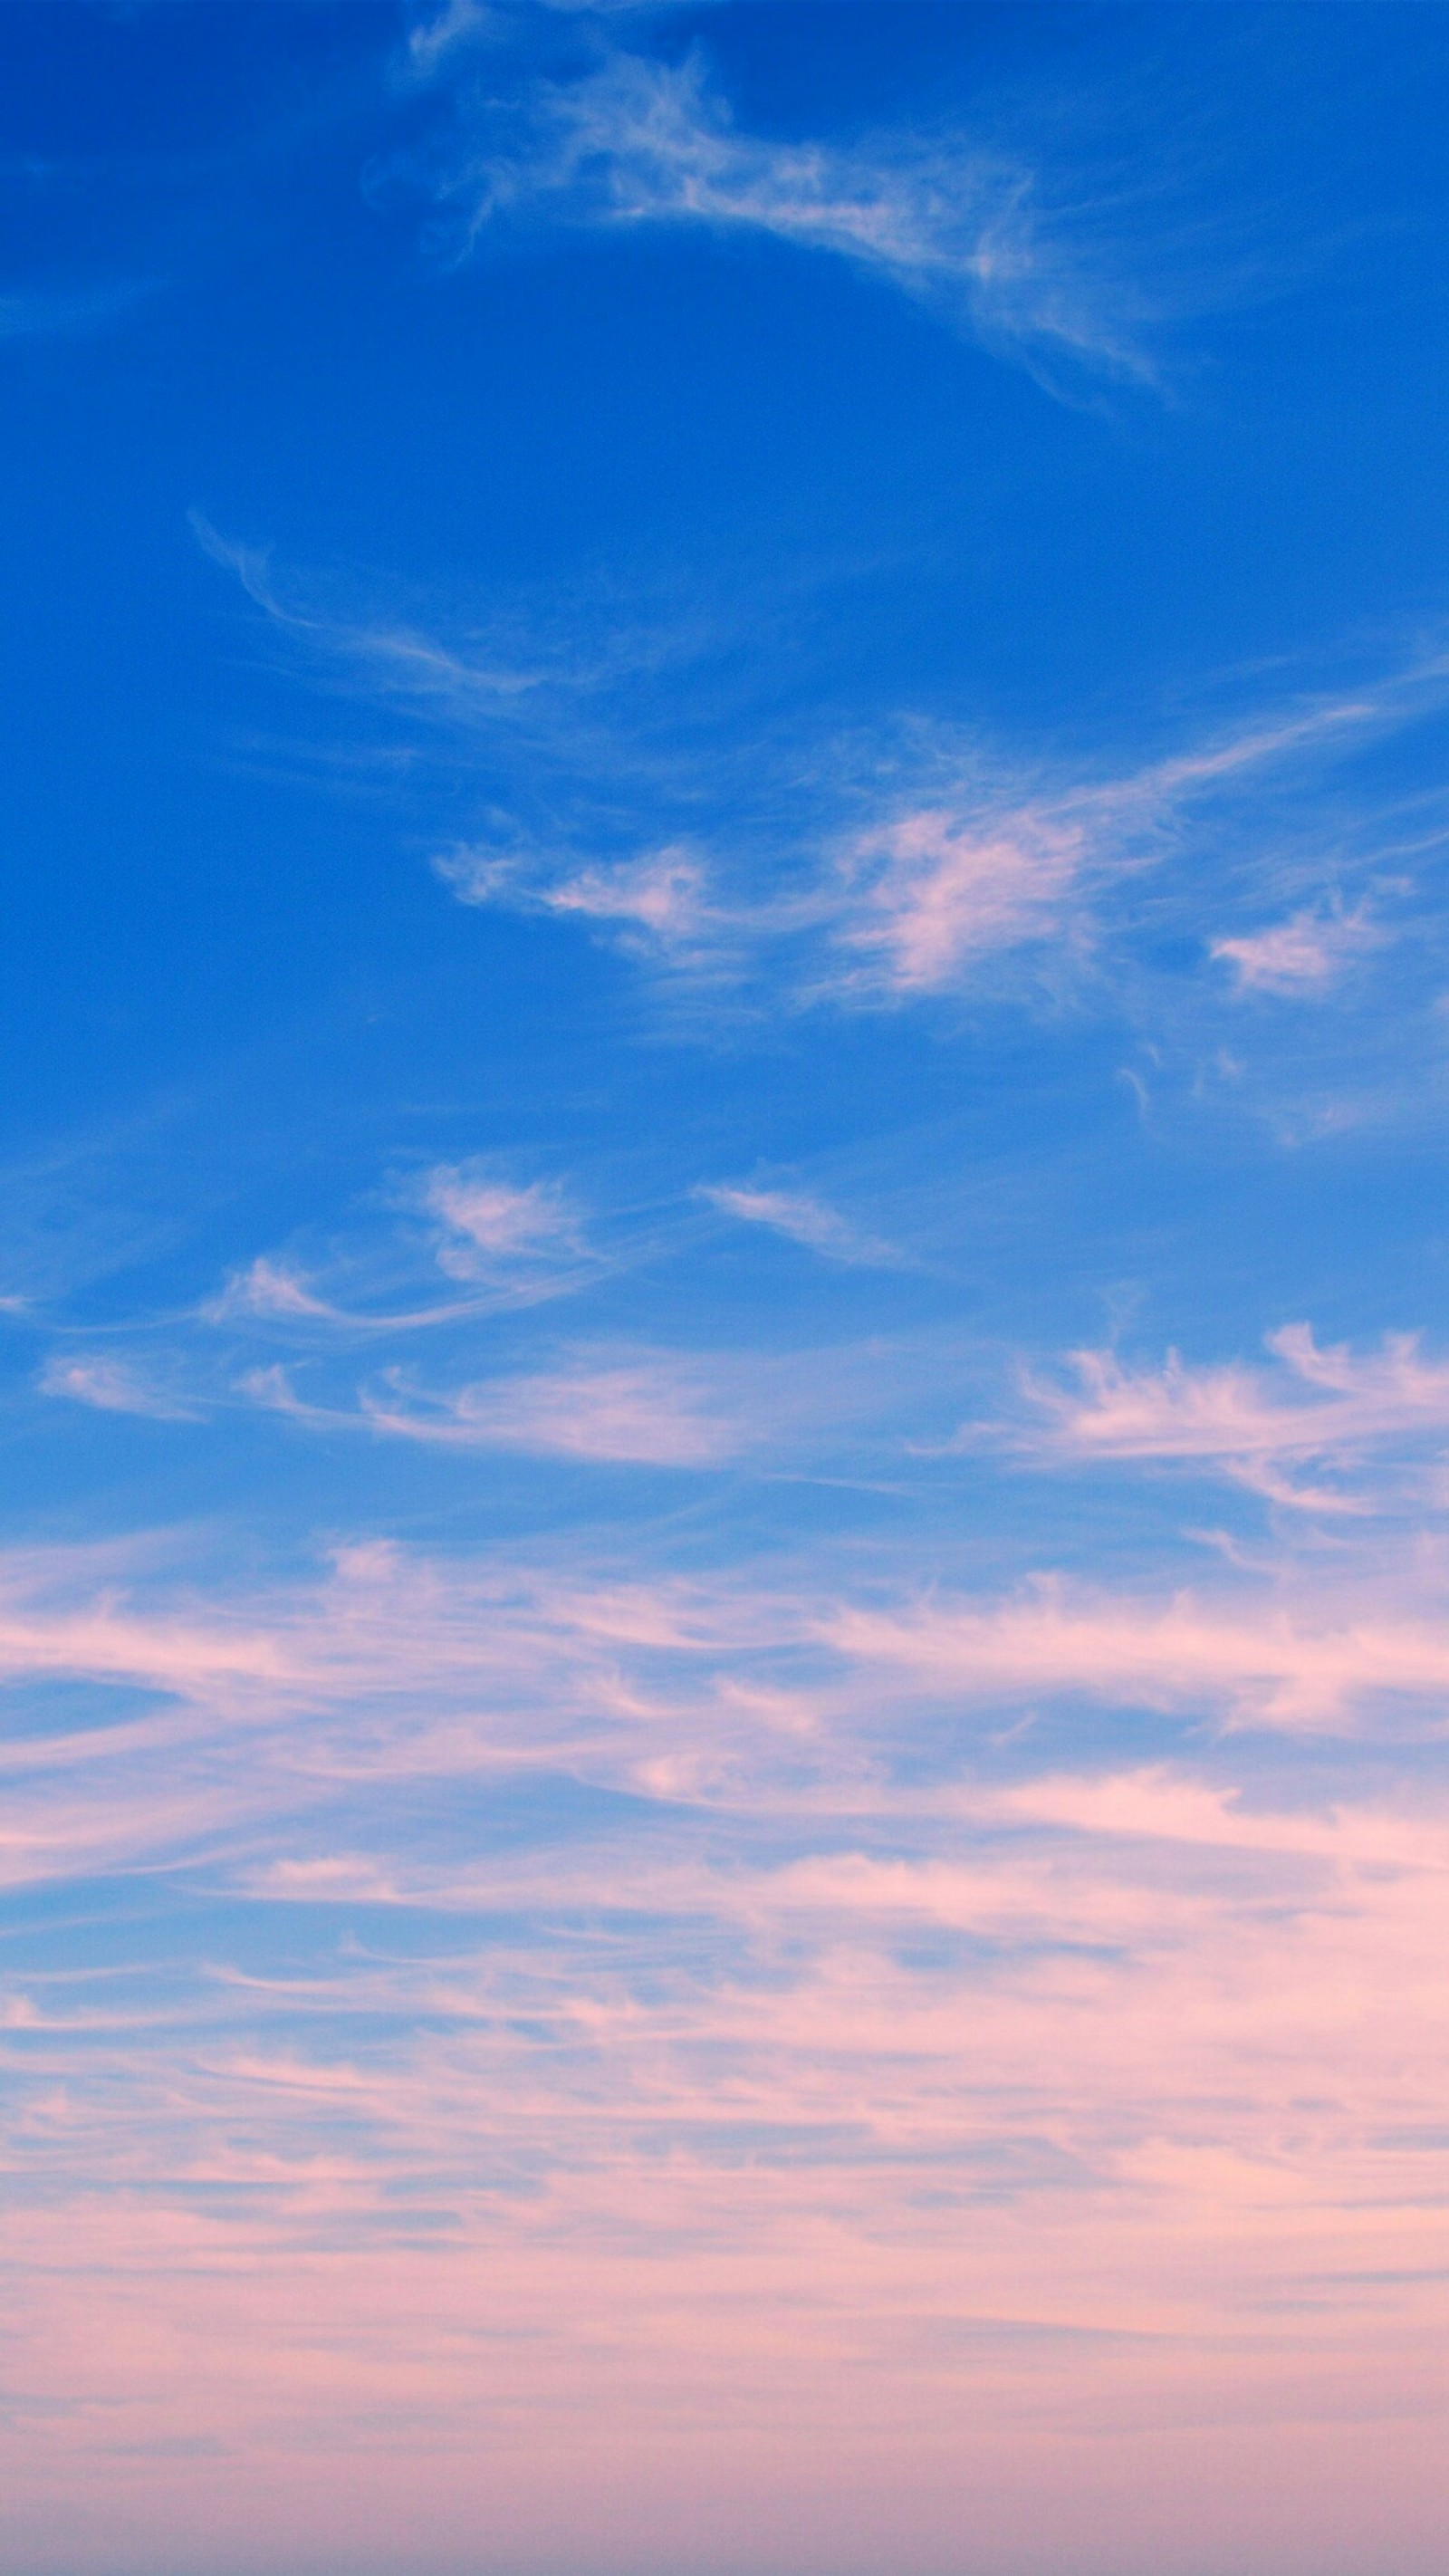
[[5, 8, 1449, 2573]]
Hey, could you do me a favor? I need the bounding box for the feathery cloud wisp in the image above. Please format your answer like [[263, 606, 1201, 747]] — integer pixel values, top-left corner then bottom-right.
[[1211, 904, 1386, 994], [982, 1325, 1449, 1512], [830, 803, 1086, 995], [361, 1355, 740, 1464], [437, 843, 711, 948], [427, 48, 1157, 389], [699, 1183, 896, 1267], [423, 1165, 583, 1271], [38, 1355, 198, 1422]]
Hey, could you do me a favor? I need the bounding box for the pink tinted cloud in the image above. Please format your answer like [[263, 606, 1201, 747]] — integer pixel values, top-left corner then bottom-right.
[[836, 803, 1085, 992], [820, 683, 1413, 1002], [38, 1354, 198, 1420], [438, 840, 711, 950], [1212, 904, 1385, 994], [361, 1355, 742, 1463], [699, 1180, 897, 1264], [993, 1323, 1449, 1507], [423, 1163, 581, 1268], [828, 1576, 1449, 1726]]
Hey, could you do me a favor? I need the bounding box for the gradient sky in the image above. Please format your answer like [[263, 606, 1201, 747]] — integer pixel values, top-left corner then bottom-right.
[[5, 6, 1449, 2572]]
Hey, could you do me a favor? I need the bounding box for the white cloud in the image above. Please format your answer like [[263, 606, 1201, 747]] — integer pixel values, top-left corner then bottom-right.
[[207, 1258, 475, 1334], [423, 1166, 582, 1274], [431, 49, 1156, 389], [434, 673, 1432, 1014], [992, 1324, 1449, 1511], [189, 514, 546, 716], [406, 0, 501, 72], [1211, 904, 1385, 994], [437, 843, 709, 947], [38, 1356, 197, 1422], [206, 1257, 341, 1325], [201, 497, 1448, 1025], [829, 1575, 1449, 1731], [699, 1184, 894, 1266], [406, 0, 667, 72], [830, 803, 1086, 995], [363, 1356, 738, 1465]]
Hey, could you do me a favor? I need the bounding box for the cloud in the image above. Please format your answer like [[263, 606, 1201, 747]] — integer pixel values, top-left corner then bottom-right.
[[4, 1520, 1446, 1763], [206, 1257, 345, 1326], [830, 803, 1086, 995], [829, 1576, 1449, 1732], [437, 843, 710, 949], [38, 1356, 198, 1422], [406, 0, 503, 70], [990, 1324, 1449, 1511], [423, 1165, 584, 1273], [361, 1354, 740, 1464], [206, 1259, 467, 1334], [407, 0, 693, 70], [4, 1520, 1449, 2554], [205, 1179, 590, 1341], [189, 514, 548, 716], [435, 666, 1437, 1015], [199, 499, 1449, 1038], [424, 49, 1157, 390], [1211, 903, 1386, 994], [699, 1184, 895, 1267]]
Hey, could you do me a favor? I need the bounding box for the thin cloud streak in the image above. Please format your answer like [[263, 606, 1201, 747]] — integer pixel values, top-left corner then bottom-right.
[[698, 1183, 897, 1266], [989, 1325, 1449, 1511], [423, 47, 1161, 390], [360, 1354, 742, 1464], [39, 1355, 200, 1421], [1212, 904, 1387, 994]]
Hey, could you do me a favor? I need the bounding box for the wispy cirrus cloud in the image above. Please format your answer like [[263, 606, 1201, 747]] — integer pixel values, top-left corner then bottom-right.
[[189, 512, 553, 716], [437, 841, 713, 954], [417, 46, 1160, 392], [360, 1352, 740, 1464], [406, 0, 679, 74], [196, 509, 1449, 1055], [38, 1354, 198, 1422], [827, 798, 1086, 995], [987, 1324, 1449, 1513], [814, 681, 1429, 1004], [423, 1163, 584, 1271], [1211, 902, 1386, 994], [4, 1523, 1449, 1825], [430, 687, 1414, 1014], [235, 1322, 932, 1473], [699, 1182, 897, 1267], [206, 1257, 352, 1327], [203, 1166, 594, 1339], [830, 1573, 1449, 1733], [206, 1254, 488, 1335]]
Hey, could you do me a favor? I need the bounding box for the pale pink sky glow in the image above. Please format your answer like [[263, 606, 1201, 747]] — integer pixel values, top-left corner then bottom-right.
[[4, 1528, 1448, 2573]]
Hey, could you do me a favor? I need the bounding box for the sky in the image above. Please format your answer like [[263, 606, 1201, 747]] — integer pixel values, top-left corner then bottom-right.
[[3, 5, 1449, 2571]]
